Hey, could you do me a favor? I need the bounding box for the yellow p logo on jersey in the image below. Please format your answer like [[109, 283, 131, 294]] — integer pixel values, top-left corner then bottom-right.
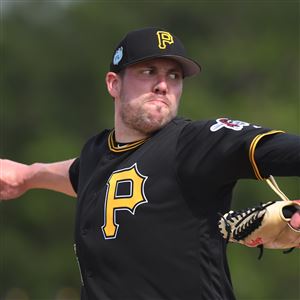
[[157, 31, 174, 49], [101, 163, 148, 239]]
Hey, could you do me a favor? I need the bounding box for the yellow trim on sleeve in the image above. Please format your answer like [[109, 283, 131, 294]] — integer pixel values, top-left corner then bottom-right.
[[249, 130, 284, 180]]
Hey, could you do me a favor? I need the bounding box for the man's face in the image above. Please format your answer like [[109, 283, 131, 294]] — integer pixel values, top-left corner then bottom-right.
[[116, 58, 183, 135]]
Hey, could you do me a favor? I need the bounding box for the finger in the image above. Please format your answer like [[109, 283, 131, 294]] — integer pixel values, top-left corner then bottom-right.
[[289, 210, 300, 230]]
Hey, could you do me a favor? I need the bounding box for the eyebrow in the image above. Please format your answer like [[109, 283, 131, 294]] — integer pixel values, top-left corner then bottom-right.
[[141, 64, 183, 74]]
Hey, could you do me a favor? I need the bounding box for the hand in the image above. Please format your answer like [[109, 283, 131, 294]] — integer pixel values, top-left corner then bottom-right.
[[0, 159, 31, 200]]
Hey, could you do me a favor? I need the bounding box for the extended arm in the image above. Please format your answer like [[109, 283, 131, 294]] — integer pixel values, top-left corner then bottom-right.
[[0, 158, 76, 200], [255, 133, 300, 178]]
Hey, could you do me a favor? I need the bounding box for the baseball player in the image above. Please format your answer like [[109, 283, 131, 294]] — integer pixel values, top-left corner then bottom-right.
[[1, 27, 300, 300]]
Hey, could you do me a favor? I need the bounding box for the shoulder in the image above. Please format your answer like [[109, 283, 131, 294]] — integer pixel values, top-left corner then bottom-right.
[[208, 118, 263, 133], [84, 129, 110, 147], [170, 117, 210, 134], [182, 117, 270, 134], [79, 129, 111, 157], [181, 117, 262, 132], [178, 117, 276, 148]]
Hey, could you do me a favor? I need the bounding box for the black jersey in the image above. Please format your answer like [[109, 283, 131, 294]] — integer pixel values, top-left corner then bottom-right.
[[69, 117, 291, 300]]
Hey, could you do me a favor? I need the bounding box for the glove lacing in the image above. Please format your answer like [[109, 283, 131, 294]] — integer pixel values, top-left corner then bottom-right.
[[219, 202, 275, 259]]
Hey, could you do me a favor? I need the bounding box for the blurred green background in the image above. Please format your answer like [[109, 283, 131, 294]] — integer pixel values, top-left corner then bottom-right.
[[1, 1, 299, 299]]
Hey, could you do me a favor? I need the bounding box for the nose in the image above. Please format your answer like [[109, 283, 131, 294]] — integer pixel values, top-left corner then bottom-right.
[[153, 76, 168, 95]]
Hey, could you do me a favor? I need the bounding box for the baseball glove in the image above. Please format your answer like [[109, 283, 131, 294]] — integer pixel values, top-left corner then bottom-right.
[[218, 176, 300, 258]]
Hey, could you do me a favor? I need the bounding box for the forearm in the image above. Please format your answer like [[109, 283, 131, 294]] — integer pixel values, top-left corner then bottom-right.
[[28, 159, 77, 197], [0, 158, 76, 200]]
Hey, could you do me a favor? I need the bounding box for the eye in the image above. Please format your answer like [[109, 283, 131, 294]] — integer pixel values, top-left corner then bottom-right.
[[169, 72, 182, 80], [141, 68, 154, 75]]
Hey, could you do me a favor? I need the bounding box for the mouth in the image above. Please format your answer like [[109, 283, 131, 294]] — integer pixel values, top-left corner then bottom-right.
[[146, 98, 169, 107]]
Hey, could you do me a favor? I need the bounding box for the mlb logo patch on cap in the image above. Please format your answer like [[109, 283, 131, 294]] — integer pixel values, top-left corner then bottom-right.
[[113, 47, 123, 66]]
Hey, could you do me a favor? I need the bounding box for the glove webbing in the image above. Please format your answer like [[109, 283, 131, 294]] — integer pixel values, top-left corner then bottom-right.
[[222, 177, 292, 259], [219, 202, 275, 259]]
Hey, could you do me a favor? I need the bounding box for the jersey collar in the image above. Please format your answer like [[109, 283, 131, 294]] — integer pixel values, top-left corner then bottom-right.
[[108, 130, 148, 153]]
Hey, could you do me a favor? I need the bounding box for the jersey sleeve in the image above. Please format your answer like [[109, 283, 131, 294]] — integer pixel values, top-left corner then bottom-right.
[[254, 132, 300, 178], [69, 157, 80, 193], [176, 118, 284, 183]]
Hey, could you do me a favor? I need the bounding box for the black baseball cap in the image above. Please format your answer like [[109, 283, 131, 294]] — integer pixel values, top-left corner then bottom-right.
[[109, 27, 201, 77]]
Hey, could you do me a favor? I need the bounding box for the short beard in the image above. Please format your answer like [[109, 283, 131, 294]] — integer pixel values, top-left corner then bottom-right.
[[120, 102, 175, 135]]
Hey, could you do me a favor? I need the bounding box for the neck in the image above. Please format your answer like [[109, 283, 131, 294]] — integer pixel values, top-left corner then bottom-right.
[[114, 122, 150, 143]]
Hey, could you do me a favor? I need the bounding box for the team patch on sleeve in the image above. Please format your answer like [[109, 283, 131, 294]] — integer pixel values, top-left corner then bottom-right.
[[210, 118, 261, 132]]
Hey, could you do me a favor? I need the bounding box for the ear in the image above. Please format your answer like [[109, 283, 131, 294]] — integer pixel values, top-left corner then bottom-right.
[[106, 72, 121, 99]]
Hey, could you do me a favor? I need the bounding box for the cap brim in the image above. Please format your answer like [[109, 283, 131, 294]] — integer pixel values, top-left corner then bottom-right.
[[119, 54, 201, 78], [163, 55, 201, 78]]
